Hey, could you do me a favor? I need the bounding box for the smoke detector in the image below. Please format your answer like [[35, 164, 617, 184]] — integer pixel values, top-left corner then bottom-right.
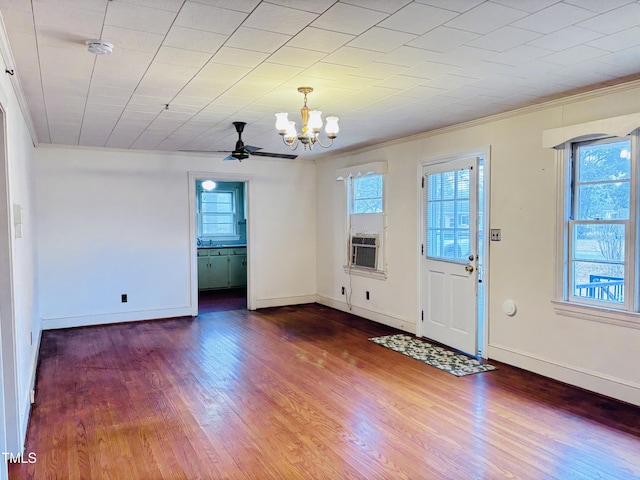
[[85, 39, 113, 55]]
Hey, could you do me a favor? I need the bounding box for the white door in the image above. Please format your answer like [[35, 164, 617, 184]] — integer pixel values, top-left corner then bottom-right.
[[421, 157, 479, 355]]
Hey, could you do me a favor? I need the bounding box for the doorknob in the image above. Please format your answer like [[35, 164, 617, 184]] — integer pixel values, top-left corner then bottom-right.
[[465, 265, 474, 272]]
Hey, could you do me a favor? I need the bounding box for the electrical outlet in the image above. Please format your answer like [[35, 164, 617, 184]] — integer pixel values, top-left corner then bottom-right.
[[490, 229, 501, 241], [121, 294, 128, 303]]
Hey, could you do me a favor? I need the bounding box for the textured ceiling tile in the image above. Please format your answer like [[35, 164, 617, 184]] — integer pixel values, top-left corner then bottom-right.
[[174, 2, 247, 34], [525, 25, 604, 51], [491, 0, 561, 13], [101, 25, 165, 53], [401, 61, 459, 80], [163, 26, 228, 53], [210, 47, 270, 68], [322, 46, 383, 68], [585, 26, 640, 52], [376, 46, 445, 67], [379, 3, 458, 35], [413, 0, 485, 13], [467, 26, 541, 52], [445, 2, 528, 35], [105, 1, 176, 34], [511, 2, 596, 34], [347, 27, 418, 53], [226, 27, 291, 53], [407, 26, 479, 53], [250, 63, 304, 80], [242, 2, 318, 35], [341, 0, 410, 13], [265, 0, 336, 14], [33, 2, 103, 38], [486, 44, 554, 66], [154, 46, 212, 68], [564, 0, 633, 14], [287, 27, 354, 53], [119, 0, 184, 12], [267, 47, 327, 68], [538, 44, 610, 65], [349, 62, 407, 80], [311, 3, 388, 35], [577, 3, 640, 34]]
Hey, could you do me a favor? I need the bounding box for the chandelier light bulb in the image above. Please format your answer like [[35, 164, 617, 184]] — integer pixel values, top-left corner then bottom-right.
[[275, 112, 289, 133], [325, 116, 339, 138], [308, 110, 323, 132]]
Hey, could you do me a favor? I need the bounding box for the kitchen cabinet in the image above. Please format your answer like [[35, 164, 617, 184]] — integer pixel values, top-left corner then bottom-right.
[[228, 249, 247, 287], [198, 248, 247, 290]]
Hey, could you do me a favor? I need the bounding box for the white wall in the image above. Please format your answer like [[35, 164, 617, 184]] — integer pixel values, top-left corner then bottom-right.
[[316, 83, 640, 406], [35, 147, 317, 328]]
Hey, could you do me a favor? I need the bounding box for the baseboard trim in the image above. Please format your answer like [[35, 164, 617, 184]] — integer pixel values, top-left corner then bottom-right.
[[253, 295, 317, 309], [316, 295, 416, 334], [15, 327, 41, 451], [41, 307, 193, 330], [489, 343, 640, 406]]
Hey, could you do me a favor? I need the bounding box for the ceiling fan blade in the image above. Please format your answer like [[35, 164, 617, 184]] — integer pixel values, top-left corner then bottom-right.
[[251, 151, 298, 160], [244, 145, 262, 153], [223, 154, 235, 161]]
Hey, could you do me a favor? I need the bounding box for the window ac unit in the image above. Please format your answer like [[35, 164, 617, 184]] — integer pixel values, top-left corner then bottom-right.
[[350, 234, 378, 269]]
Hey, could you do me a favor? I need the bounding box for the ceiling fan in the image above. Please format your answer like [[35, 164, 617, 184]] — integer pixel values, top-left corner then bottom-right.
[[181, 121, 297, 161]]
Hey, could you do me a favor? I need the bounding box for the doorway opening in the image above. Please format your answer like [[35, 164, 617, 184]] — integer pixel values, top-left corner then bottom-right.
[[193, 177, 248, 314]]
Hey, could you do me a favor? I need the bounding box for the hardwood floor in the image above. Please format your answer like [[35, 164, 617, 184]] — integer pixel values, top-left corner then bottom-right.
[[9, 302, 640, 479]]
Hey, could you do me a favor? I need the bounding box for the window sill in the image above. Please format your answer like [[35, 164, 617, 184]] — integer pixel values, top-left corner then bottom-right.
[[343, 265, 387, 280], [551, 300, 640, 330]]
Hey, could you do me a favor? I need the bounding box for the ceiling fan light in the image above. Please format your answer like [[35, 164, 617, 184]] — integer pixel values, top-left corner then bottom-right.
[[325, 116, 339, 137], [308, 110, 323, 132], [275, 112, 289, 134]]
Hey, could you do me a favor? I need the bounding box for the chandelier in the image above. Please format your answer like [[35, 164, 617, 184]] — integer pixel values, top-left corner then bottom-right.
[[275, 87, 339, 151]]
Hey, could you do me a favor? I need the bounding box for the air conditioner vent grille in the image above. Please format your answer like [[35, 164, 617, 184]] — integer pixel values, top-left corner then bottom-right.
[[350, 235, 378, 269]]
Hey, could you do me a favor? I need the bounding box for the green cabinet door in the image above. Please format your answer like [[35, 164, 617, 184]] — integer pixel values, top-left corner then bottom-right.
[[208, 254, 229, 289], [229, 254, 247, 287]]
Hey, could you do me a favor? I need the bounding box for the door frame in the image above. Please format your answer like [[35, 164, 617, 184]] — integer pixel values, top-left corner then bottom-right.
[[417, 147, 491, 358], [0, 104, 20, 457], [188, 171, 254, 314]]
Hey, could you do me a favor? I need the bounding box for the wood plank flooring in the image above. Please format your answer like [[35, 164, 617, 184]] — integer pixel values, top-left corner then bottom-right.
[[9, 301, 640, 479]]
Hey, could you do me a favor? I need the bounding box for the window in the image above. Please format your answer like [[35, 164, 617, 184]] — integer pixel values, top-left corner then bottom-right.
[[569, 137, 632, 308], [196, 180, 244, 243], [337, 163, 388, 279], [351, 175, 383, 214], [201, 190, 235, 235]]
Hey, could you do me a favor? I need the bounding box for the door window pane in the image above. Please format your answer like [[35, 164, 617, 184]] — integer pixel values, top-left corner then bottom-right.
[[426, 168, 471, 261]]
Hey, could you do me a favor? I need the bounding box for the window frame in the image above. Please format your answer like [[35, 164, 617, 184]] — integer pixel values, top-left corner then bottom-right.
[[350, 174, 384, 215], [568, 136, 634, 310], [553, 131, 640, 329], [344, 172, 387, 280], [197, 186, 241, 242]]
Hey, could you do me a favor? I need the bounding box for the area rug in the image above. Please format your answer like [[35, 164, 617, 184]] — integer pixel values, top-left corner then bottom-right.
[[369, 334, 497, 377]]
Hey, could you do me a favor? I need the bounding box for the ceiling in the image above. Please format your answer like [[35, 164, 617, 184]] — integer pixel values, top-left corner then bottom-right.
[[2, 0, 640, 160]]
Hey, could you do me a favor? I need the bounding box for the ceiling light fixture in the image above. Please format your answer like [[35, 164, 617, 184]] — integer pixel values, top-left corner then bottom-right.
[[85, 39, 113, 55], [275, 87, 339, 151]]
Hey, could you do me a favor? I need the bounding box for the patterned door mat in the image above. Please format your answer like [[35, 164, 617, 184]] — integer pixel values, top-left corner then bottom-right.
[[369, 334, 497, 377]]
